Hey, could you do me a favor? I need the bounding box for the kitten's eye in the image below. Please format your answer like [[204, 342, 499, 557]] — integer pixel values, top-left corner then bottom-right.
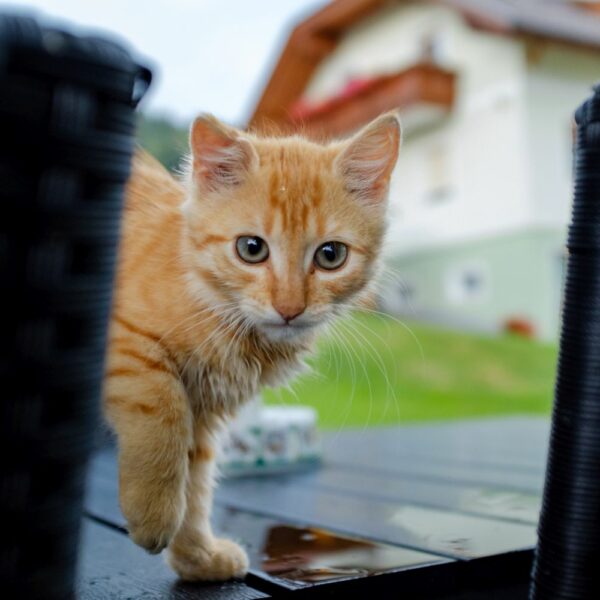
[[236, 236, 269, 264], [314, 241, 348, 271]]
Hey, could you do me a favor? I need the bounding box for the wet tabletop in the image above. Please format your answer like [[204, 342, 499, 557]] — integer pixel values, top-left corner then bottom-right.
[[80, 417, 548, 597]]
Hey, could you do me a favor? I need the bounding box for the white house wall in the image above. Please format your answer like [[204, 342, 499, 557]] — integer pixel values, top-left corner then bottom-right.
[[386, 93, 532, 254], [525, 46, 600, 229]]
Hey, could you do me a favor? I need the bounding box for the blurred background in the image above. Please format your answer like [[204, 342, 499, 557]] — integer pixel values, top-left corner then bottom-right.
[[17, 0, 600, 429]]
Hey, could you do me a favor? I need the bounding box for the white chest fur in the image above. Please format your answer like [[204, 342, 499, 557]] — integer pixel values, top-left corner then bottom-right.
[[180, 345, 307, 416]]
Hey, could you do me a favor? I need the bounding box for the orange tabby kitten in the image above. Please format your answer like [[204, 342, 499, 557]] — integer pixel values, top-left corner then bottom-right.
[[104, 112, 400, 581]]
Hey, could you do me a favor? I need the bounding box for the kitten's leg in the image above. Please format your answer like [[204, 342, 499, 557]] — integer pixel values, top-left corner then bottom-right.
[[166, 421, 249, 581], [105, 364, 193, 554]]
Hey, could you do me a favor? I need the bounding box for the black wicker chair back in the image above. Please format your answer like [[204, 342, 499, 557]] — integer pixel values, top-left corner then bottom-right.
[[531, 86, 600, 599], [0, 14, 150, 599]]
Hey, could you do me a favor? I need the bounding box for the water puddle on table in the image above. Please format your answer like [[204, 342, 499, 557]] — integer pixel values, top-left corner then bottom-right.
[[260, 524, 440, 584]]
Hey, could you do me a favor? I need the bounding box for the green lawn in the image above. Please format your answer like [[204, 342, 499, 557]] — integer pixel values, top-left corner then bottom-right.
[[263, 313, 557, 428]]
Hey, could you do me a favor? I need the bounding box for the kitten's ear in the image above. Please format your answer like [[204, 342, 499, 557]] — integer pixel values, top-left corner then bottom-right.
[[335, 112, 401, 205], [190, 114, 258, 192]]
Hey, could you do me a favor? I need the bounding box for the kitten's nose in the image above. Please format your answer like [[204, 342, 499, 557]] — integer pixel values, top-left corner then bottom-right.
[[273, 303, 305, 323]]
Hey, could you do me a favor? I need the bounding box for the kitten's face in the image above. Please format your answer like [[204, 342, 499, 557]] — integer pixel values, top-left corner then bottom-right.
[[183, 114, 400, 345]]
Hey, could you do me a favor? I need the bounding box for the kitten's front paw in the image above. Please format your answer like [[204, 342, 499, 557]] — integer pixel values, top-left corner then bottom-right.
[[128, 517, 180, 555], [167, 538, 249, 581], [122, 484, 185, 554]]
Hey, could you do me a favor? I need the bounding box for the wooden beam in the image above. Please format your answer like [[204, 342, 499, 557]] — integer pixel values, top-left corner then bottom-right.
[[288, 64, 456, 139]]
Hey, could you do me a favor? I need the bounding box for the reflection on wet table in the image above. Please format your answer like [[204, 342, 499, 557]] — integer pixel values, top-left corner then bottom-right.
[[215, 510, 447, 587]]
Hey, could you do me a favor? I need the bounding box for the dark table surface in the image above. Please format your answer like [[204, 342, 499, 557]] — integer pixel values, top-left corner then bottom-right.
[[78, 417, 549, 599]]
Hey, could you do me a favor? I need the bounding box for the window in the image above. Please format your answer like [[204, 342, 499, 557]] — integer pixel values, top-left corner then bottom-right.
[[423, 143, 454, 206], [445, 260, 490, 305]]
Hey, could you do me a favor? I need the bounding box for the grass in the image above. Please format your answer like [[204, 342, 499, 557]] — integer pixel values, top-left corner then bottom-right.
[[263, 313, 558, 428]]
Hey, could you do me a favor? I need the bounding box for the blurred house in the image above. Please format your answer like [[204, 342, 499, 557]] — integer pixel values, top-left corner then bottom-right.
[[249, 0, 600, 340]]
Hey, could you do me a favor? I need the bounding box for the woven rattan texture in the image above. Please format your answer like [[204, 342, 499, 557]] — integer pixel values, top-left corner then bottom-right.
[[0, 14, 150, 598]]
